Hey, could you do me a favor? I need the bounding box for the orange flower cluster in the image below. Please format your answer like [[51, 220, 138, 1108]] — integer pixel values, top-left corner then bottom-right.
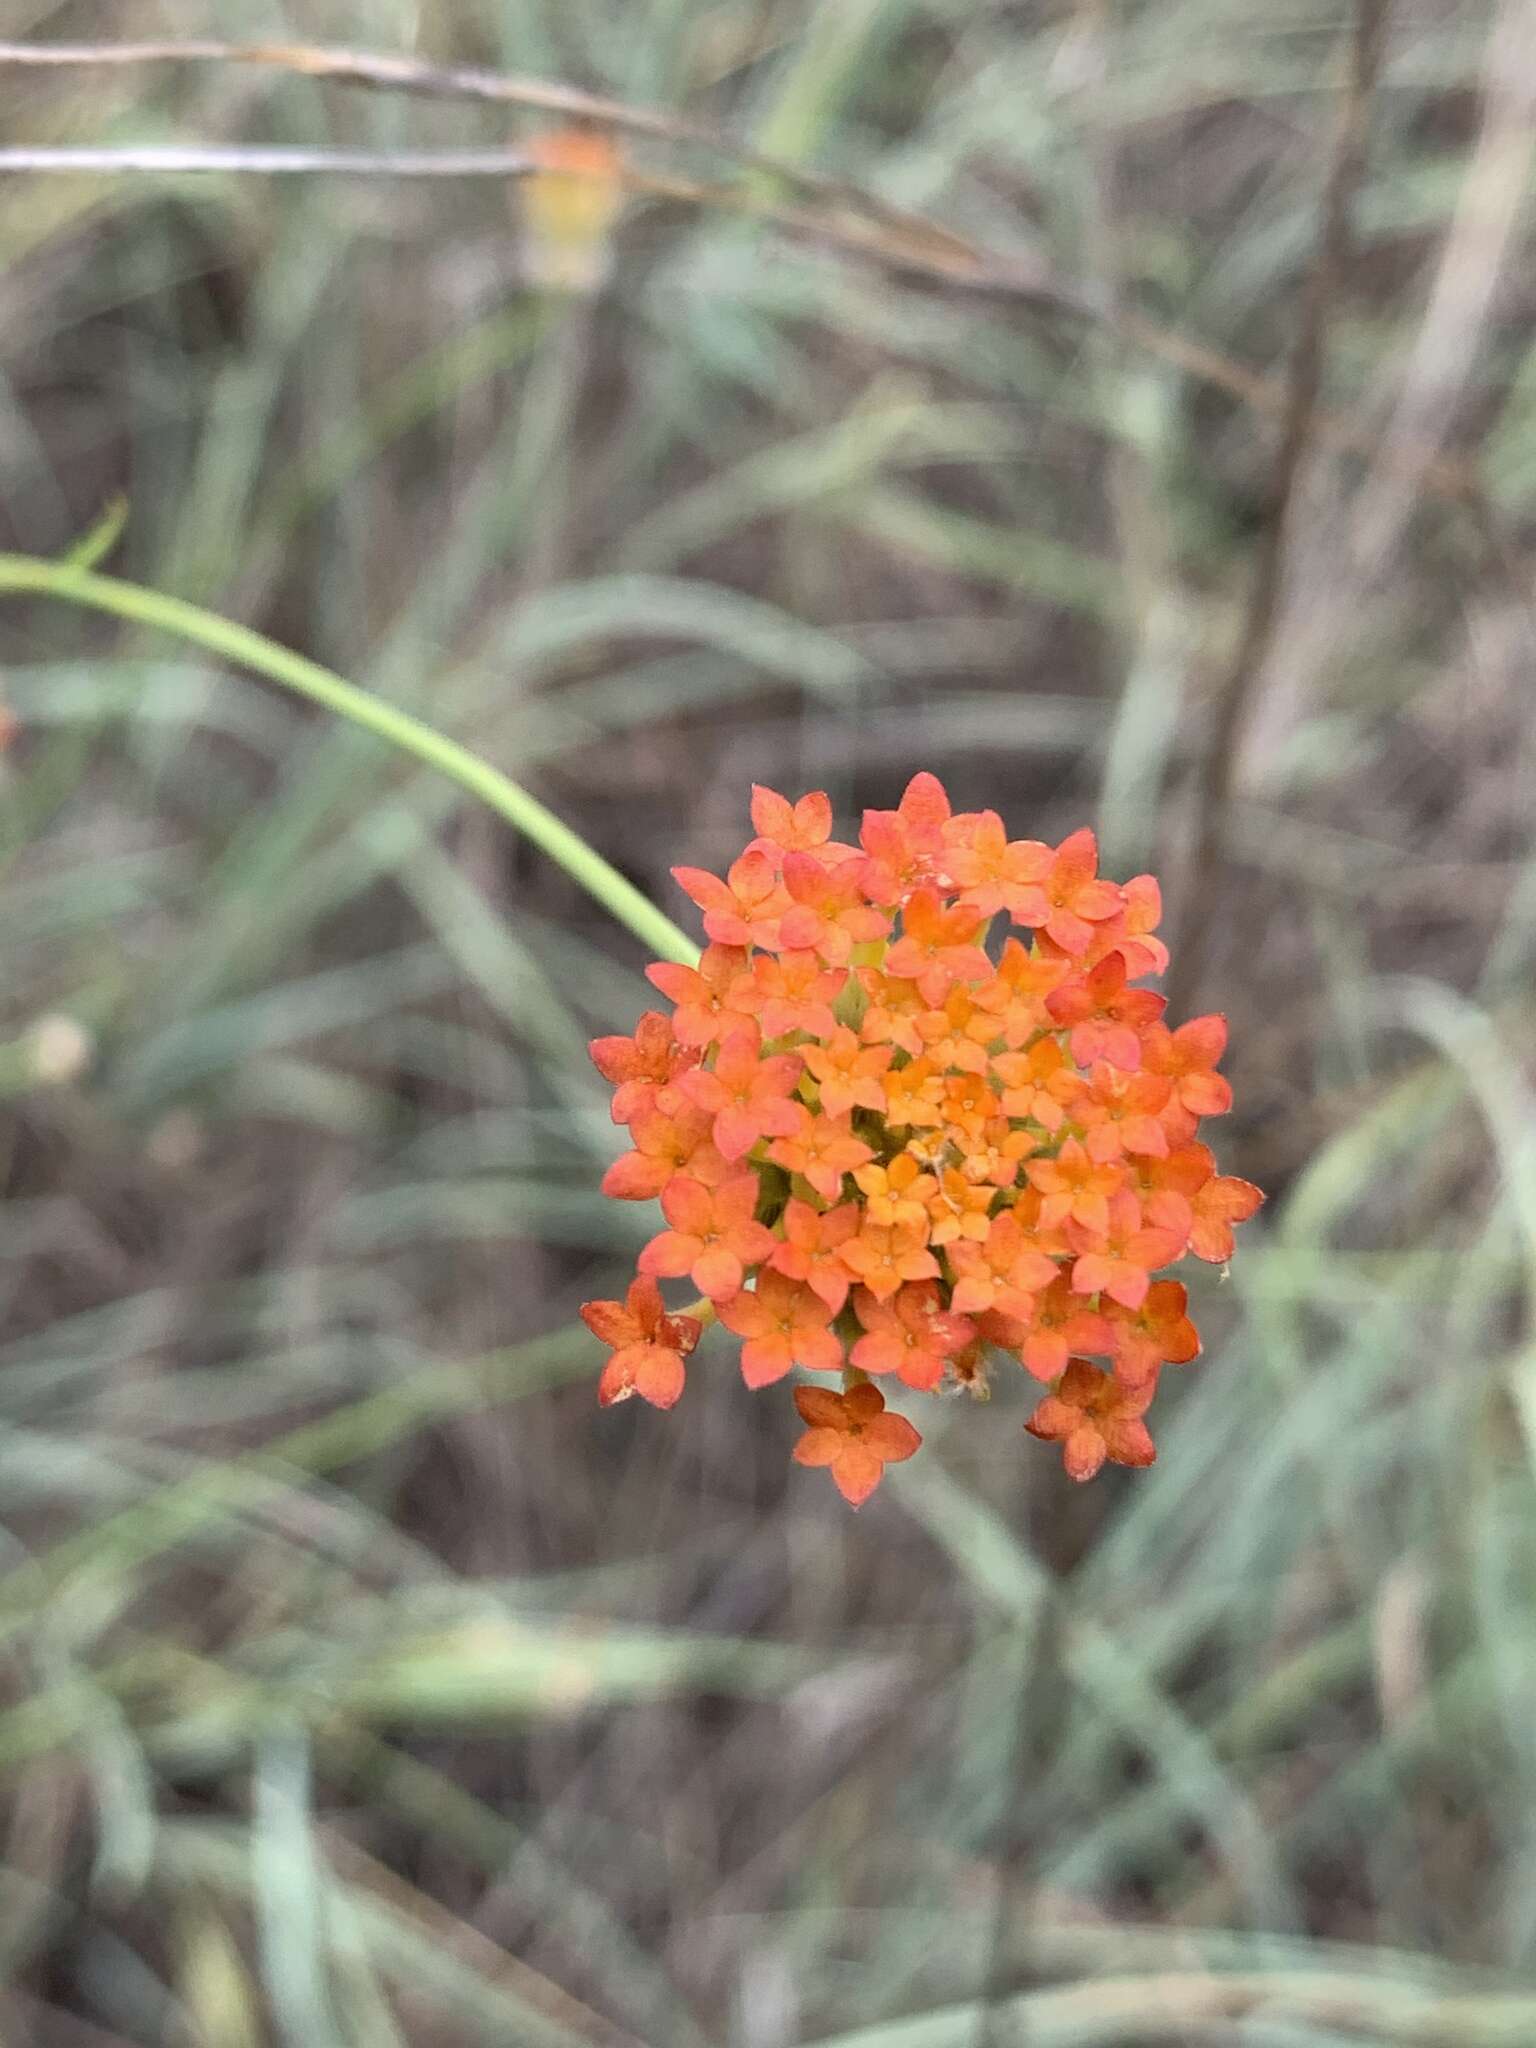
[[580, 777, 1262, 1505]]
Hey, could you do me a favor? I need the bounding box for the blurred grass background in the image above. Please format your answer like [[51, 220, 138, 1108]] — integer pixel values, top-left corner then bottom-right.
[[3, 0, 1536, 2042]]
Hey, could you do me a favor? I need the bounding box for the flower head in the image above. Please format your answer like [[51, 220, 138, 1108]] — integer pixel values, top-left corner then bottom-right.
[[580, 776, 1262, 1502]]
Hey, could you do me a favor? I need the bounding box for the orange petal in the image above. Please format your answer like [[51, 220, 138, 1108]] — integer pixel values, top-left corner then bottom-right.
[[634, 1346, 686, 1409], [832, 1443, 885, 1506], [899, 771, 951, 828], [714, 1106, 763, 1160], [750, 786, 793, 839], [717, 1289, 772, 1339], [638, 1232, 701, 1281], [843, 1381, 886, 1423], [1062, 1423, 1107, 1481], [1024, 1395, 1076, 1442], [1180, 1072, 1233, 1116], [897, 1351, 945, 1393], [661, 1176, 715, 1232], [1104, 1416, 1156, 1467], [793, 1385, 846, 1429], [601, 1153, 668, 1200], [865, 1412, 921, 1462], [794, 1327, 845, 1375], [693, 1244, 745, 1301], [740, 1335, 795, 1388], [580, 1298, 638, 1347], [793, 1426, 843, 1467], [850, 1331, 905, 1376], [1176, 1013, 1227, 1064]]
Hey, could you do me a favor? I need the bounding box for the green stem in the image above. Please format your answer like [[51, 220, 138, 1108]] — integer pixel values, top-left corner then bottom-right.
[[0, 552, 700, 966]]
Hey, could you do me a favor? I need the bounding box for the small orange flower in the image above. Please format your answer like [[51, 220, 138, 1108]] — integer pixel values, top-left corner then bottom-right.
[[1024, 1136, 1123, 1240], [601, 1100, 727, 1200], [915, 984, 992, 1074], [1143, 1014, 1234, 1117], [1075, 1064, 1175, 1163], [1189, 1173, 1265, 1262], [1104, 1279, 1200, 1387], [838, 1218, 941, 1302], [718, 1270, 843, 1386], [581, 1277, 700, 1409], [792, 1382, 921, 1506], [858, 968, 932, 1057], [884, 887, 991, 1005], [1045, 952, 1167, 1074], [851, 1284, 974, 1392], [858, 772, 954, 903], [1025, 828, 1125, 955], [778, 850, 890, 963], [1125, 1141, 1217, 1250], [1025, 1357, 1156, 1480], [801, 1027, 893, 1119], [880, 1055, 944, 1130], [638, 1174, 775, 1301], [747, 784, 838, 860], [1108, 873, 1169, 979], [1067, 1189, 1184, 1311], [947, 1210, 1058, 1320], [731, 949, 845, 1039], [993, 1034, 1083, 1131], [672, 850, 788, 949], [767, 1198, 859, 1313], [925, 1167, 996, 1246], [1013, 1273, 1115, 1382], [589, 1010, 698, 1125], [973, 936, 1069, 1048], [947, 810, 1052, 921], [853, 1150, 937, 1230], [955, 1120, 1037, 1193], [647, 945, 749, 1047], [675, 1025, 804, 1161], [936, 1069, 997, 1141], [767, 1109, 874, 1203]]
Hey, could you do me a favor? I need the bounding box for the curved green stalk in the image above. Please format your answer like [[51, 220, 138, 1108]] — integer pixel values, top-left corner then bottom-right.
[[0, 552, 700, 965]]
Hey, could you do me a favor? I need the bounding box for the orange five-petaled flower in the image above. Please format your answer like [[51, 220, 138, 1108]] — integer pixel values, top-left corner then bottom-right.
[[791, 1382, 922, 1506], [579, 775, 1263, 1504], [580, 1277, 701, 1410]]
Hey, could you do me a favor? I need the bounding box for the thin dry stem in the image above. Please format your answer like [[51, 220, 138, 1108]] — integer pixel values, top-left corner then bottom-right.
[[1168, 0, 1392, 1015], [0, 37, 976, 265], [1231, 0, 1536, 792], [0, 33, 1489, 508], [0, 145, 534, 176]]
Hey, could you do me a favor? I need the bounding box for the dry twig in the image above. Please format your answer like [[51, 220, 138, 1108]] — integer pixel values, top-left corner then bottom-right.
[[0, 33, 1487, 507], [0, 144, 534, 176], [0, 36, 976, 266], [1167, 0, 1393, 1014]]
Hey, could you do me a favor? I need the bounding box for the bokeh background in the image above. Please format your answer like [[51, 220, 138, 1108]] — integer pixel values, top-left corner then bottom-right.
[[4, 1, 1536, 2043]]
